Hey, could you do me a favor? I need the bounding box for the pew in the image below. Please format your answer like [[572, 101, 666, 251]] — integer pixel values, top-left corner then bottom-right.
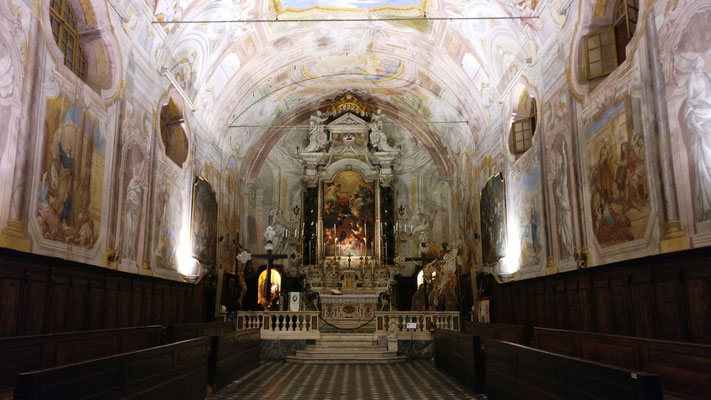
[[166, 321, 234, 343], [209, 328, 260, 391], [483, 338, 663, 400], [533, 327, 711, 400], [0, 326, 164, 398], [13, 337, 210, 400], [434, 328, 484, 392]]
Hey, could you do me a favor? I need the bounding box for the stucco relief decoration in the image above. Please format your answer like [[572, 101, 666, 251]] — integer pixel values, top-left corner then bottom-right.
[[36, 95, 106, 248], [584, 96, 650, 247]]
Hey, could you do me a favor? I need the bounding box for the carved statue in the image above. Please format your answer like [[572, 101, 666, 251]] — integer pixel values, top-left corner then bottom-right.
[[685, 55, 711, 221], [264, 225, 276, 251], [369, 109, 397, 152], [303, 111, 329, 152]]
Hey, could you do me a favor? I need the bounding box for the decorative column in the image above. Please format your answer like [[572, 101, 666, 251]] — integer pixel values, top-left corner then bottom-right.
[[568, 90, 591, 267], [646, 8, 690, 252], [540, 131, 556, 275]]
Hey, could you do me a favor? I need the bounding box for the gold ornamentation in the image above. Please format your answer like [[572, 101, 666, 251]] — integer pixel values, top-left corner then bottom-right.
[[326, 92, 372, 117]]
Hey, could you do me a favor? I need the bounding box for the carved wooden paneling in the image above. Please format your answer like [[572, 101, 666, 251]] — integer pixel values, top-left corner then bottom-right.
[[684, 260, 711, 344], [21, 266, 48, 336], [484, 247, 711, 344], [0, 265, 22, 337], [0, 249, 212, 338], [654, 264, 685, 341]]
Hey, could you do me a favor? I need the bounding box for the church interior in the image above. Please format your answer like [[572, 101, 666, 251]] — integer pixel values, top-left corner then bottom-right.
[[1, 0, 710, 398]]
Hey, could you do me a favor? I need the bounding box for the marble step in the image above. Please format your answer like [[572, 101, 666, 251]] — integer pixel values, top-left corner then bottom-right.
[[294, 350, 400, 359], [285, 356, 407, 365], [308, 342, 383, 348], [304, 345, 388, 353], [318, 334, 375, 342]]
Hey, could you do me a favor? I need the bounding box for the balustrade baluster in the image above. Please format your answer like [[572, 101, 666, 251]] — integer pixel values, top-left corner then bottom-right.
[[286, 314, 292, 331]]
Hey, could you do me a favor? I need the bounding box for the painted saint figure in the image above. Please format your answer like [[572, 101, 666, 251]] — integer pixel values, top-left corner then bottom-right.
[[554, 142, 574, 258], [685, 55, 711, 221], [121, 166, 143, 262]]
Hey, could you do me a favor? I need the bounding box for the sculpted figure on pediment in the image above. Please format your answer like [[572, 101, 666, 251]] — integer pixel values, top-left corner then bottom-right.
[[303, 111, 330, 152]]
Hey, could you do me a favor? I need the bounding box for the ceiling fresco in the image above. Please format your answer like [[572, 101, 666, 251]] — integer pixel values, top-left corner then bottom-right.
[[134, 0, 560, 171]]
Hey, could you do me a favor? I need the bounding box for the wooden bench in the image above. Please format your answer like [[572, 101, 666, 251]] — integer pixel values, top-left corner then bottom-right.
[[533, 327, 711, 399], [0, 326, 163, 398], [209, 328, 260, 391], [167, 321, 234, 343], [13, 337, 210, 400], [434, 328, 484, 393], [483, 338, 663, 400]]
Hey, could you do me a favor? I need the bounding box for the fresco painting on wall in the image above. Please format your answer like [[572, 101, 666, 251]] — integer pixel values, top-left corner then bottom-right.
[[323, 171, 374, 257], [219, 156, 240, 273], [480, 173, 506, 265], [37, 94, 106, 248], [550, 138, 574, 259], [511, 160, 544, 268], [153, 176, 181, 271], [585, 97, 650, 247], [675, 9, 711, 224], [120, 145, 145, 265], [191, 177, 218, 266]]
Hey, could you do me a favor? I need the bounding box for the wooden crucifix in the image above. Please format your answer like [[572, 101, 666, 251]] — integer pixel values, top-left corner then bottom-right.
[[405, 239, 440, 311], [253, 226, 290, 309]]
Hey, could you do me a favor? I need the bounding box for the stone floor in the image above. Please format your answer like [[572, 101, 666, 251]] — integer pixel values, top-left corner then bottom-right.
[[209, 360, 486, 400]]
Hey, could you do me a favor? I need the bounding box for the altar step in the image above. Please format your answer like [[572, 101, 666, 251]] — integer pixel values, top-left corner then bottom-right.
[[286, 333, 407, 365]]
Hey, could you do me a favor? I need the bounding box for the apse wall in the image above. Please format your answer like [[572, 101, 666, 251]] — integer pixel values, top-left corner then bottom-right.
[[469, 0, 711, 281], [0, 0, 223, 282]]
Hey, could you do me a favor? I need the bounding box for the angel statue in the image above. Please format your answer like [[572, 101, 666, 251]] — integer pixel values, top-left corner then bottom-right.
[[303, 111, 329, 152], [369, 109, 397, 152]]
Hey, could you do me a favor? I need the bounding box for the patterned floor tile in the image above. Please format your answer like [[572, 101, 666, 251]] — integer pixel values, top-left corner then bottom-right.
[[209, 360, 486, 400]]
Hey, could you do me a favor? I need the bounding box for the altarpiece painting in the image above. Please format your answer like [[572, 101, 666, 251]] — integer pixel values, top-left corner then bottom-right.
[[323, 170, 374, 257]]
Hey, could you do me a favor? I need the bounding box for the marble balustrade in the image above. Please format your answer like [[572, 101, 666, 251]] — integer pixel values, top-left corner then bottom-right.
[[374, 312, 461, 340], [236, 311, 460, 341], [236, 311, 321, 339]]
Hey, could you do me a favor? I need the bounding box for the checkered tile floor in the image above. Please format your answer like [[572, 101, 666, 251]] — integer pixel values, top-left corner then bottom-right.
[[209, 360, 485, 400]]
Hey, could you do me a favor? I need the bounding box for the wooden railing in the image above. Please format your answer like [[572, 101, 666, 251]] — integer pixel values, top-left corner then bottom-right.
[[375, 312, 460, 339], [236, 311, 320, 339]]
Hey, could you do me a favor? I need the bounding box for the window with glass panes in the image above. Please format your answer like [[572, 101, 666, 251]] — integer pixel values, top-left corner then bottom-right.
[[50, 0, 87, 80], [583, 0, 638, 80], [512, 119, 533, 154]]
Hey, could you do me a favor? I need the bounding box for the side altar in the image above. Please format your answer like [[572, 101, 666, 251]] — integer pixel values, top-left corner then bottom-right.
[[296, 94, 402, 327]]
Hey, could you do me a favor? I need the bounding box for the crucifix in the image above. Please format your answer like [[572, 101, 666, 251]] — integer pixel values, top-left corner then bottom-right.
[[252, 226, 289, 309], [405, 234, 438, 310]]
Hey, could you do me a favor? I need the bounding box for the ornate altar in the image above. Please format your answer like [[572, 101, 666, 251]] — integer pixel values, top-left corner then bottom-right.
[[297, 93, 402, 326]]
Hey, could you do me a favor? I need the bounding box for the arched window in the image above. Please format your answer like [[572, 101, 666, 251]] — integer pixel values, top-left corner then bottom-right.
[[583, 0, 639, 80], [510, 98, 537, 157], [159, 96, 189, 167], [50, 0, 87, 80]]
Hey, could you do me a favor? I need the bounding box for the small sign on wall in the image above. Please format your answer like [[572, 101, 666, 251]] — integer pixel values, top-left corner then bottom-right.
[[290, 292, 301, 311], [406, 322, 417, 330]]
